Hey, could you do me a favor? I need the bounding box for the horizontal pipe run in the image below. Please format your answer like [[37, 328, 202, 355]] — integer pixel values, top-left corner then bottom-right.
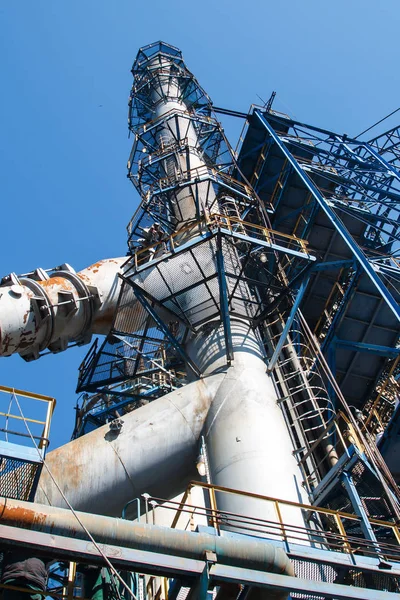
[[0, 496, 294, 578], [0, 257, 125, 360]]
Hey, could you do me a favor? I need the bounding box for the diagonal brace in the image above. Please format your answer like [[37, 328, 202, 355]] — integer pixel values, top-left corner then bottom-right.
[[267, 275, 310, 371], [123, 278, 202, 379], [255, 109, 400, 323], [216, 235, 234, 364]]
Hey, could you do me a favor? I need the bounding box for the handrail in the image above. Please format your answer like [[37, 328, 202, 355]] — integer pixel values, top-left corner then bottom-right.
[[0, 386, 55, 450], [0, 581, 89, 599], [133, 212, 311, 268], [0, 385, 55, 404], [151, 481, 400, 562]]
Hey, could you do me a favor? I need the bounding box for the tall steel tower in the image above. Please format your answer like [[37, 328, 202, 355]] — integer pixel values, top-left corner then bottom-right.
[[0, 42, 400, 600]]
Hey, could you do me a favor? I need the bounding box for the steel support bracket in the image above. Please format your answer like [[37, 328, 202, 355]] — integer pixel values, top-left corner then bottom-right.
[[255, 109, 400, 323], [340, 471, 380, 546], [267, 274, 310, 371], [122, 276, 202, 379], [216, 234, 234, 364], [186, 551, 216, 600]]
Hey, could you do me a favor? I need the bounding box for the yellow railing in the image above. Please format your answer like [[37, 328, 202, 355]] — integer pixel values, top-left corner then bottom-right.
[[133, 212, 311, 268], [362, 355, 400, 436], [147, 480, 400, 563], [0, 581, 87, 599], [0, 385, 55, 450]]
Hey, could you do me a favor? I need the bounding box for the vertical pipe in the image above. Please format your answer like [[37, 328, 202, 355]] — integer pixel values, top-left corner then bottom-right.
[[131, 44, 310, 538]]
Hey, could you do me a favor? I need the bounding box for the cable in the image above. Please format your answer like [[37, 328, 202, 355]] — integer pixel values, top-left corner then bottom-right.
[[354, 107, 400, 140], [12, 391, 138, 600], [297, 314, 400, 520]]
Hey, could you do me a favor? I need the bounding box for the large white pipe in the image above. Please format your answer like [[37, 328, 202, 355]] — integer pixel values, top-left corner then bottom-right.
[[36, 373, 225, 515], [189, 320, 308, 534], [132, 52, 309, 537], [0, 257, 125, 360], [148, 54, 213, 230]]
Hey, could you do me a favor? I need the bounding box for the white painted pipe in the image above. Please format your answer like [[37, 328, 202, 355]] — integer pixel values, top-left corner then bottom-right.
[[0, 257, 125, 360], [132, 51, 310, 539], [188, 320, 309, 536], [36, 374, 225, 516]]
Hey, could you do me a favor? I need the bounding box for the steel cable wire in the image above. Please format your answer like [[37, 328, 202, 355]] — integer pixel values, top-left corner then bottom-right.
[[12, 391, 139, 600]]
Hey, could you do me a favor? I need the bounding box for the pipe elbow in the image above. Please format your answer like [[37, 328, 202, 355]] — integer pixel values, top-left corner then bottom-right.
[[0, 258, 125, 361]]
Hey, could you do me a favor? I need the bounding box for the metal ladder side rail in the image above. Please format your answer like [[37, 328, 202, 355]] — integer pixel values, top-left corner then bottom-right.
[[268, 325, 336, 425], [268, 338, 333, 491], [271, 360, 321, 495], [275, 349, 336, 437], [265, 317, 339, 489]]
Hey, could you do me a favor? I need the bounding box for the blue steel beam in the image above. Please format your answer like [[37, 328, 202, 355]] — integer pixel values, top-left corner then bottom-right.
[[209, 564, 400, 600], [128, 226, 313, 278], [220, 227, 315, 261], [363, 142, 400, 183], [122, 277, 202, 379], [334, 338, 400, 359], [341, 472, 381, 551], [254, 262, 315, 327], [216, 235, 234, 364], [255, 109, 400, 322], [320, 266, 361, 355], [312, 259, 354, 272], [267, 275, 310, 371]]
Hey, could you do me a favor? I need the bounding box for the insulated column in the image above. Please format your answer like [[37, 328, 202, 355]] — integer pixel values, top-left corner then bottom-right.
[[128, 43, 308, 534]]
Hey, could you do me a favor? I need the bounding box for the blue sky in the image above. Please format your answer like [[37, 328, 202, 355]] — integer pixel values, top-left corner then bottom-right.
[[1, 0, 399, 449]]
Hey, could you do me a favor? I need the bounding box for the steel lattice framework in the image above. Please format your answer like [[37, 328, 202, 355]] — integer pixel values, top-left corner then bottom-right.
[[0, 40, 400, 600], [75, 44, 314, 434], [235, 108, 400, 416]]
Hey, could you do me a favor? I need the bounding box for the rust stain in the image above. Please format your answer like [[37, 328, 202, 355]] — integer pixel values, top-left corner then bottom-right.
[[2, 333, 12, 354], [0, 504, 48, 531], [23, 310, 29, 324], [45, 447, 86, 492], [77, 273, 90, 283], [86, 261, 104, 274], [39, 277, 73, 289]]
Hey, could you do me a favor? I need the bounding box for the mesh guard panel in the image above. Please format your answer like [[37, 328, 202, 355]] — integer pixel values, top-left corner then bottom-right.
[[0, 456, 41, 501]]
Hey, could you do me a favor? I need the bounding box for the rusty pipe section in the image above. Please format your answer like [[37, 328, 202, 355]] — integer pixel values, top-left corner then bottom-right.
[[0, 257, 125, 361], [0, 495, 294, 586]]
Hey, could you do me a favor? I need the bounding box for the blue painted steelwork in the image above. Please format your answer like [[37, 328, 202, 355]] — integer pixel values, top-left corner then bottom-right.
[[254, 110, 400, 322], [216, 235, 233, 364], [334, 338, 400, 358], [124, 277, 202, 379], [312, 259, 354, 272], [209, 563, 400, 600], [267, 275, 310, 371], [64, 43, 400, 598], [341, 471, 378, 540], [319, 264, 361, 355], [368, 125, 400, 171], [77, 43, 316, 438]]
